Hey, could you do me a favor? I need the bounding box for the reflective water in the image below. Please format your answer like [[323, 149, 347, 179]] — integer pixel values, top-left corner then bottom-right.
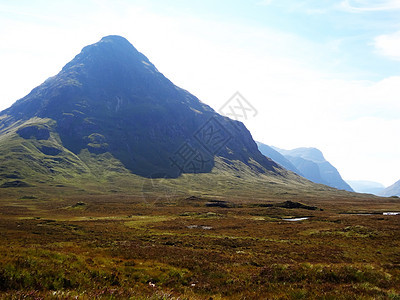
[[282, 217, 309, 222]]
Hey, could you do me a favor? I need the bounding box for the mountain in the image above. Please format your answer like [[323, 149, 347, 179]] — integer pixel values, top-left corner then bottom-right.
[[256, 142, 302, 175], [346, 180, 385, 195], [270, 147, 354, 192], [381, 180, 400, 197], [0, 35, 311, 190]]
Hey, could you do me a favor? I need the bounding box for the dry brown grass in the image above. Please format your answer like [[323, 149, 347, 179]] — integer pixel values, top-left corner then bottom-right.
[[0, 186, 400, 299]]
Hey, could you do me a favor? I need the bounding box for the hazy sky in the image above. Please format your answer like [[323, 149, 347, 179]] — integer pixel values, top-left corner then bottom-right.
[[0, 0, 399, 186]]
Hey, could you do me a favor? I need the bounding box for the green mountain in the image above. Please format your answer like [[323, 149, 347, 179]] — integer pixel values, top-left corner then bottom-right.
[[0, 35, 322, 194]]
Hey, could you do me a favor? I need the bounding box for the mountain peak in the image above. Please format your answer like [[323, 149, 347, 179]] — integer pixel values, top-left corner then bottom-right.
[[269, 146, 353, 192], [274, 147, 326, 163], [62, 34, 154, 74], [83, 35, 141, 57], [0, 35, 282, 179], [100, 34, 131, 43], [3, 35, 167, 120], [294, 147, 326, 163]]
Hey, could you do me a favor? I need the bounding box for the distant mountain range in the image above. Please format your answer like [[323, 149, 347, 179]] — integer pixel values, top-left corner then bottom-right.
[[346, 180, 385, 196], [381, 180, 400, 197], [257, 142, 354, 192], [255, 142, 301, 175]]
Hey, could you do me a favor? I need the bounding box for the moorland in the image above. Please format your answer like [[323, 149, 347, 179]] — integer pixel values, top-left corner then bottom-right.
[[1, 176, 400, 299]]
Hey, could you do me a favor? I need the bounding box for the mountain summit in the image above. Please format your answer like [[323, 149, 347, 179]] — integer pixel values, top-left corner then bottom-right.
[[0, 35, 285, 181]]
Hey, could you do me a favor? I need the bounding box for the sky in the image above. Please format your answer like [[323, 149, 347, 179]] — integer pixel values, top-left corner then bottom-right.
[[0, 0, 399, 186]]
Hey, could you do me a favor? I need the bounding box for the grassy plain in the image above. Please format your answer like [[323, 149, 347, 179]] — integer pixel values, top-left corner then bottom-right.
[[1, 179, 400, 299]]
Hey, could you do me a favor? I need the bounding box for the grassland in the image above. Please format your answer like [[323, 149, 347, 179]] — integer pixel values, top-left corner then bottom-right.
[[1, 180, 400, 299], [1, 118, 400, 298]]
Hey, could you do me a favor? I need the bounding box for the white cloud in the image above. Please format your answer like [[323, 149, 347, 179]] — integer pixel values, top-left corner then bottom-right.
[[374, 31, 400, 60], [341, 0, 400, 12]]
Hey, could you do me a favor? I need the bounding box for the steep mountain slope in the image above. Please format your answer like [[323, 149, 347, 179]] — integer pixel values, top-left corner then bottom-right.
[[381, 180, 400, 197], [0, 35, 306, 189], [256, 142, 302, 175], [272, 147, 354, 192], [347, 180, 385, 195]]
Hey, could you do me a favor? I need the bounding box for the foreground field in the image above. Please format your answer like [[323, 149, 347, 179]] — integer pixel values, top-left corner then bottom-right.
[[0, 186, 400, 299]]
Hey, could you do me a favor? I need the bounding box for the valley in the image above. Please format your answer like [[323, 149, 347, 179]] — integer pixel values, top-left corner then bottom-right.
[[1, 181, 400, 299]]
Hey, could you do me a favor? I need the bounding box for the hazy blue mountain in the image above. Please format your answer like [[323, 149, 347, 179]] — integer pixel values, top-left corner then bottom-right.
[[272, 147, 354, 192], [381, 180, 400, 197], [346, 180, 385, 195], [256, 142, 303, 175], [275, 147, 326, 163], [0, 35, 287, 181]]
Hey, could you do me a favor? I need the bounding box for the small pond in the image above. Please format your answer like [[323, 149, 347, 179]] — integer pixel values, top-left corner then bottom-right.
[[282, 217, 309, 222]]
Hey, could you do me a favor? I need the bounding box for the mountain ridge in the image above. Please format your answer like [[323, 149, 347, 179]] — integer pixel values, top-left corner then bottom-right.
[[256, 142, 303, 175], [257, 143, 353, 192], [381, 180, 400, 197], [0, 35, 299, 187]]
